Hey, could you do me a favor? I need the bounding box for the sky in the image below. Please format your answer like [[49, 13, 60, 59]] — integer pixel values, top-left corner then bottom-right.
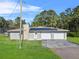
[[0, 0, 79, 24]]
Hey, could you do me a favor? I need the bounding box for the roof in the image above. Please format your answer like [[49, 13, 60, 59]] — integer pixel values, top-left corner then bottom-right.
[[7, 27, 69, 32], [57, 28, 69, 32], [30, 27, 57, 31], [7, 29, 23, 32]]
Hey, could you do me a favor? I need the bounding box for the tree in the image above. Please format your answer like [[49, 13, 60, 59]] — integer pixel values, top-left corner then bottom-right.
[[73, 6, 79, 17], [14, 17, 26, 28], [68, 6, 79, 36], [6, 20, 15, 29], [32, 10, 59, 27], [0, 16, 8, 32], [59, 8, 73, 29]]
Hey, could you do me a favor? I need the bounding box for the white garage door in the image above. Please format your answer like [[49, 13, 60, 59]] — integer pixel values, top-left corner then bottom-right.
[[29, 33, 37, 40], [54, 33, 65, 39], [41, 33, 51, 39], [10, 33, 20, 40], [29, 33, 41, 40]]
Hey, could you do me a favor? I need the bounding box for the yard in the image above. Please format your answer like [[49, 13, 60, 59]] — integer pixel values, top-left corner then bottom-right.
[[68, 37, 79, 44], [0, 35, 61, 59], [0, 34, 79, 59]]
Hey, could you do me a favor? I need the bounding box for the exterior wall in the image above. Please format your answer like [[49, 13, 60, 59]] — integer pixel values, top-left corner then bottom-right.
[[9, 32, 67, 40], [23, 24, 29, 40], [10, 33, 20, 40], [9, 26, 68, 40], [64, 33, 67, 40], [51, 33, 54, 39]]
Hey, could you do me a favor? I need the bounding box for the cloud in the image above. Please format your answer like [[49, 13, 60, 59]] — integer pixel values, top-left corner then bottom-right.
[[0, 2, 42, 14], [25, 5, 42, 12]]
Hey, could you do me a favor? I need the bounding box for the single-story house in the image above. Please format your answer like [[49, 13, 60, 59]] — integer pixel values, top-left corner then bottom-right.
[[7, 24, 69, 40]]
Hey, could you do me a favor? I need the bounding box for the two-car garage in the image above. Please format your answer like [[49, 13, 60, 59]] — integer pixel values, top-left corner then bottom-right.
[[40, 32, 67, 40], [29, 32, 67, 40]]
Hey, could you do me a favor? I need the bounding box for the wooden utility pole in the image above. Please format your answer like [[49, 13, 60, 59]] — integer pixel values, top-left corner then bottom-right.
[[19, 0, 22, 49]]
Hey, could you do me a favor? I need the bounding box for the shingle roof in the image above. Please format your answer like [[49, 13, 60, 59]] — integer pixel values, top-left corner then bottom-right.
[[7, 27, 69, 32], [7, 29, 23, 32], [30, 27, 57, 31], [57, 28, 69, 32]]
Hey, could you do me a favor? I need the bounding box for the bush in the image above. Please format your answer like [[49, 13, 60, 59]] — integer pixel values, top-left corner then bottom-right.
[[68, 32, 79, 37]]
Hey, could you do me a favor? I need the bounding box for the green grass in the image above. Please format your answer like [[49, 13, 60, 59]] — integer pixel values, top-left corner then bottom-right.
[[68, 37, 79, 44], [0, 35, 61, 59]]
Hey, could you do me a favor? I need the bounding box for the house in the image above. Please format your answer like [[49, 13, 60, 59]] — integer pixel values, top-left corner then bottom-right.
[[7, 24, 69, 40]]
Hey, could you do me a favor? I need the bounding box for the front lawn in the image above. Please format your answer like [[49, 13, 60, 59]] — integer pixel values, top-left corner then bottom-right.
[[0, 35, 61, 59], [68, 37, 79, 44]]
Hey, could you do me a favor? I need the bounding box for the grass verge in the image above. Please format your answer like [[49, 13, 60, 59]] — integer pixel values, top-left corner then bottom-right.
[[68, 37, 79, 44], [0, 35, 61, 59]]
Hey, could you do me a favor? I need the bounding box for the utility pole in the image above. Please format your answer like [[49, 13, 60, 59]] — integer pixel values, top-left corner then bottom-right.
[[19, 0, 22, 49]]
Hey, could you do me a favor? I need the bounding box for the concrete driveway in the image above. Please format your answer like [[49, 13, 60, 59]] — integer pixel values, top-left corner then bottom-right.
[[42, 40, 79, 48], [53, 47, 79, 59], [42, 40, 79, 59]]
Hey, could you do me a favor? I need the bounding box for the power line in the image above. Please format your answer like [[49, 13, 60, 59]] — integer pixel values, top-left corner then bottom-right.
[[22, 0, 51, 8], [8, 0, 20, 19]]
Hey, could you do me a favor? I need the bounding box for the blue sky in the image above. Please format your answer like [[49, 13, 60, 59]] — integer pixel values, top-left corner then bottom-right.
[[0, 0, 79, 24]]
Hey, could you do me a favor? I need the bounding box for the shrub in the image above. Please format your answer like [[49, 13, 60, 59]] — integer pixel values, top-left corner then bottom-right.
[[68, 32, 79, 37]]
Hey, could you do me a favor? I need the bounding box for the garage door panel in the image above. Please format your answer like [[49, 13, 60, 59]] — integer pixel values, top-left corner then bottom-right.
[[29, 33, 41, 40], [29, 33, 35, 40], [10, 33, 20, 40], [41, 33, 51, 39], [54, 33, 64, 39]]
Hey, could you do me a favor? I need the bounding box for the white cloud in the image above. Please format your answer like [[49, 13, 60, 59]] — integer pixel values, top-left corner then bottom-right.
[[25, 5, 42, 12], [0, 2, 42, 14]]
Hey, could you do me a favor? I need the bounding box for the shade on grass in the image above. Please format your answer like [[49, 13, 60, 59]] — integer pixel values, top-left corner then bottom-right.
[[0, 35, 61, 59], [68, 37, 79, 44]]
